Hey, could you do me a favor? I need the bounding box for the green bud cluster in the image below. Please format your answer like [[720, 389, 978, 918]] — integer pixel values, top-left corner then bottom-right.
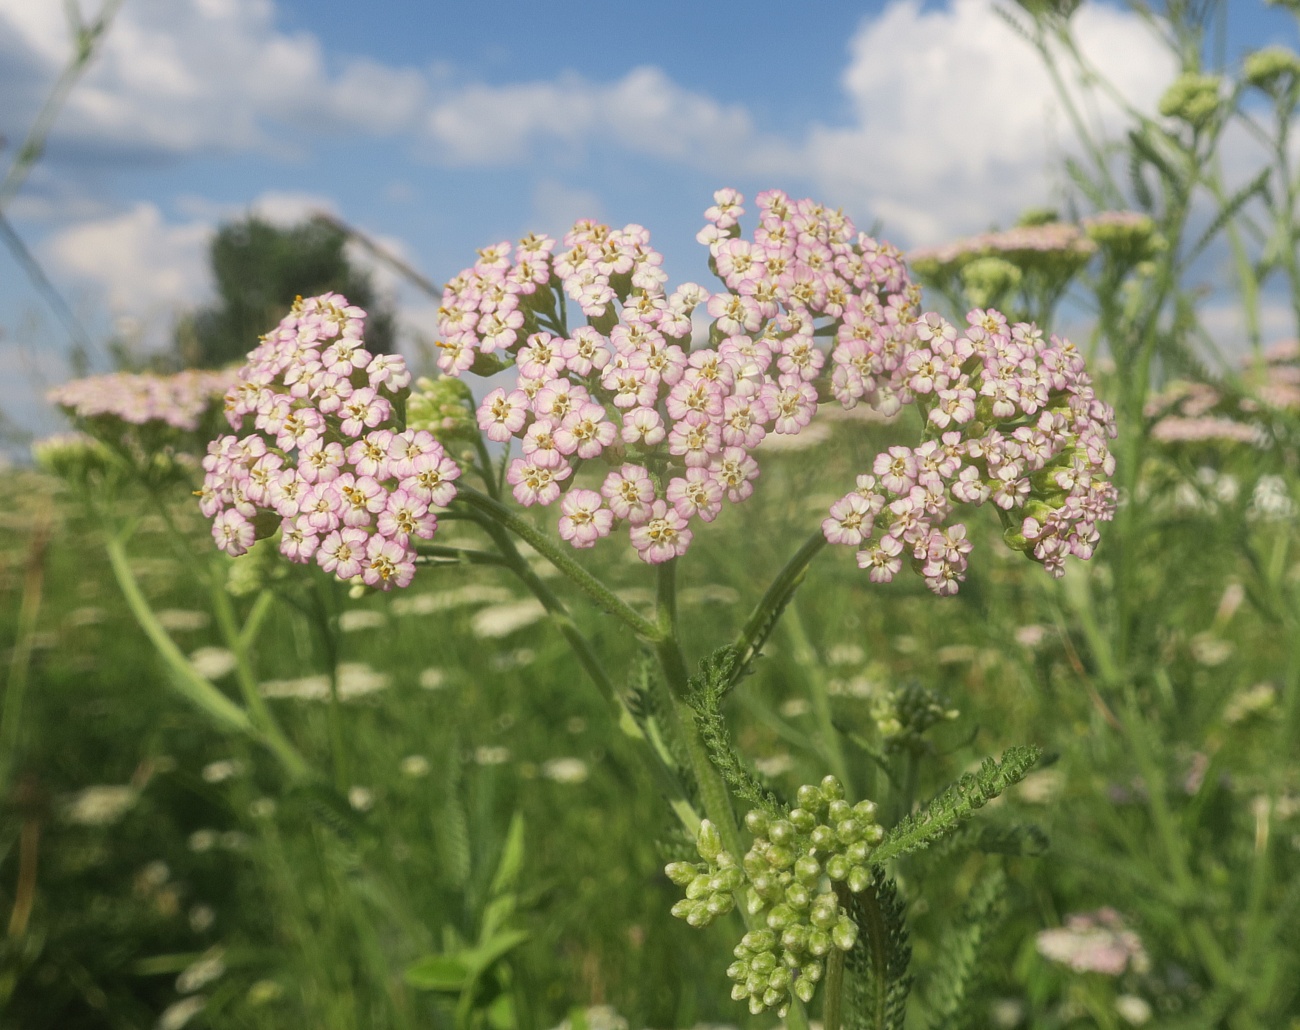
[[1243, 46, 1300, 96], [666, 776, 883, 1017], [1158, 73, 1223, 129], [664, 820, 741, 928], [405, 375, 479, 445]]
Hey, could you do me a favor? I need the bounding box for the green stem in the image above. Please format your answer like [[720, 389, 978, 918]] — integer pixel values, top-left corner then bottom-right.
[[0, 510, 51, 791], [475, 516, 700, 832], [456, 486, 663, 641], [732, 531, 828, 675], [653, 562, 745, 874], [104, 530, 298, 757], [208, 576, 305, 783], [784, 603, 852, 791], [823, 884, 851, 1030]]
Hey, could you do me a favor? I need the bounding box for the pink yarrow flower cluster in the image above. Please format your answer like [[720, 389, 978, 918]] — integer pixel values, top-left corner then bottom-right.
[[822, 310, 1117, 592], [437, 189, 920, 564], [199, 293, 460, 590], [49, 369, 238, 431]]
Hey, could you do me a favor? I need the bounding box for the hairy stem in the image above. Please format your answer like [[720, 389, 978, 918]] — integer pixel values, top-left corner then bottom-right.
[[456, 486, 663, 641]]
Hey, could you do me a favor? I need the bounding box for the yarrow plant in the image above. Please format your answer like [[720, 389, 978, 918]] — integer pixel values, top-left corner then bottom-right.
[[172, 189, 1116, 1026], [199, 293, 461, 589]]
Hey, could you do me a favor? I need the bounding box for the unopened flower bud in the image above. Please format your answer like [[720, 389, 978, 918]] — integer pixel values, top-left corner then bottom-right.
[[697, 820, 723, 863], [789, 807, 816, 832], [825, 855, 851, 881], [833, 917, 859, 951], [767, 819, 795, 846], [794, 855, 822, 884], [664, 861, 698, 886], [820, 775, 845, 801], [744, 809, 770, 836], [848, 865, 871, 893]]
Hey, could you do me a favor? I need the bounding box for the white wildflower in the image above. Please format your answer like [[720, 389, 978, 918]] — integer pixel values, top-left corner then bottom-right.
[[418, 667, 447, 690], [189, 646, 237, 680], [338, 610, 387, 632], [176, 948, 226, 993], [156, 609, 210, 632], [400, 755, 431, 778], [201, 759, 244, 784], [541, 757, 589, 784], [158, 995, 205, 1030], [474, 746, 511, 766], [348, 786, 374, 812], [471, 599, 547, 638], [65, 785, 137, 827]]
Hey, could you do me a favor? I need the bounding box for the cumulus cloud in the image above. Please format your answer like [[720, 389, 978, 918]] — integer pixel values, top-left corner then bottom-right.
[[800, 0, 1177, 244], [44, 202, 212, 317], [0, 0, 428, 161], [422, 65, 778, 170]]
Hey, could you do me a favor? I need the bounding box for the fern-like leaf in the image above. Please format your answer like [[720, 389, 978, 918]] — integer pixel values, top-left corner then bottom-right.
[[870, 746, 1042, 865], [925, 866, 1008, 1030], [844, 870, 913, 1030], [686, 646, 783, 815]]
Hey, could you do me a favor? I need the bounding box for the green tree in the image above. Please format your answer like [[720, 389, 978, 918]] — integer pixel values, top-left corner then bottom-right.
[[176, 215, 396, 368]]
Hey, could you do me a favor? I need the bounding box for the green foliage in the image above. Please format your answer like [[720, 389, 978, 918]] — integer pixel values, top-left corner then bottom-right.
[[843, 871, 912, 1030], [684, 646, 782, 815], [870, 747, 1042, 866], [923, 866, 1007, 1030], [176, 216, 395, 368]]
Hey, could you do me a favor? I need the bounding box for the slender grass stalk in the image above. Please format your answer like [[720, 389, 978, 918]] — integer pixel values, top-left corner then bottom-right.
[[1, 504, 52, 791]]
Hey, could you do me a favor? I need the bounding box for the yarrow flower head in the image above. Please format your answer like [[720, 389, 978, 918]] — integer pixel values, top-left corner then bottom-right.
[[48, 368, 238, 480], [436, 189, 921, 564], [824, 310, 1117, 592], [199, 293, 459, 590]]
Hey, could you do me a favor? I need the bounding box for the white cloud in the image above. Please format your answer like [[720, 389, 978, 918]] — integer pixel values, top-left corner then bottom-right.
[[44, 202, 212, 319], [800, 0, 1177, 244], [422, 65, 771, 170], [0, 0, 428, 161]]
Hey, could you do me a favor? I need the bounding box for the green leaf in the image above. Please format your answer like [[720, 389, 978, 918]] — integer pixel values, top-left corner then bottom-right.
[[463, 930, 530, 978], [489, 812, 526, 898], [1183, 166, 1272, 268], [404, 954, 472, 992], [844, 870, 913, 1030], [685, 646, 783, 816], [925, 866, 1008, 1030], [871, 746, 1042, 866], [480, 894, 518, 943]]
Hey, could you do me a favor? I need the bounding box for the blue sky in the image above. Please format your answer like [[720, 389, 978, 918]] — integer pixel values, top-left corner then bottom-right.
[[2, 0, 1298, 441]]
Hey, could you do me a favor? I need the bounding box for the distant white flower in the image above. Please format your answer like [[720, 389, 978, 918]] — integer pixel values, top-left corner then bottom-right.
[[247, 980, 284, 1006], [260, 675, 330, 701], [339, 610, 387, 632], [1014, 624, 1048, 649], [549, 1005, 628, 1030], [779, 698, 811, 718], [989, 998, 1026, 1028], [1115, 995, 1152, 1027], [156, 609, 210, 632], [1016, 769, 1064, 805], [541, 757, 589, 784], [400, 755, 431, 778], [65, 606, 106, 627], [1223, 682, 1277, 724], [176, 948, 225, 993], [474, 746, 511, 766], [188, 904, 215, 933], [1189, 633, 1234, 667], [188, 829, 219, 853], [390, 584, 515, 617], [471, 599, 547, 638], [348, 786, 374, 812], [1249, 475, 1295, 521], [189, 647, 237, 680], [337, 662, 391, 699], [158, 995, 205, 1030], [65, 785, 137, 826], [248, 797, 276, 819], [490, 648, 536, 671], [826, 643, 865, 666], [136, 861, 171, 891], [418, 667, 447, 690], [201, 759, 244, 784], [753, 754, 793, 777]]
